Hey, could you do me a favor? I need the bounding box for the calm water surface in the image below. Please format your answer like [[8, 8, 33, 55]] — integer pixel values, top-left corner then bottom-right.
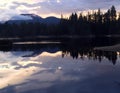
[[0, 38, 120, 93]]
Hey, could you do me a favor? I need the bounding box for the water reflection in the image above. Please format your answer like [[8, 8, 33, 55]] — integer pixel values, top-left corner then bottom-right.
[[0, 51, 120, 93], [62, 50, 118, 65], [11, 42, 120, 65], [0, 38, 120, 93]]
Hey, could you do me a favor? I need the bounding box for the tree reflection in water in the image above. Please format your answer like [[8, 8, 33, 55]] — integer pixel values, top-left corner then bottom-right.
[[62, 50, 118, 65], [0, 37, 120, 65]]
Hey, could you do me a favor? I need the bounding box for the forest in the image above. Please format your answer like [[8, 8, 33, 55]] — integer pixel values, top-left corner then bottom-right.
[[0, 5, 120, 38]]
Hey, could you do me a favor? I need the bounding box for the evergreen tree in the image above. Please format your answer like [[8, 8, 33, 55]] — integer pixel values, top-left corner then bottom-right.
[[110, 5, 116, 21]]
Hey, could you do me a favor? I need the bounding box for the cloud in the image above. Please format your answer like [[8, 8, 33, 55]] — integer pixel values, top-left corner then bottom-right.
[[10, 15, 32, 20], [39, 0, 120, 13], [0, 0, 120, 21]]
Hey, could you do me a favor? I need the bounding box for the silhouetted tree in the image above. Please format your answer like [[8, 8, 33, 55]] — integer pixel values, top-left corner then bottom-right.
[[0, 5, 119, 38], [110, 5, 116, 21]]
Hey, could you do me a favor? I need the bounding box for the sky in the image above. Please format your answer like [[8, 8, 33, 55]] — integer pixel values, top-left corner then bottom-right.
[[0, 0, 120, 21]]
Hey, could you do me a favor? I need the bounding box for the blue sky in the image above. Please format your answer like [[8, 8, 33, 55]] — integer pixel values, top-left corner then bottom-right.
[[0, 0, 120, 21]]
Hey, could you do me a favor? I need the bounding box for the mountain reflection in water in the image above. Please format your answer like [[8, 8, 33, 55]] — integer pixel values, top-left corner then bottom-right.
[[0, 37, 120, 93], [10, 37, 120, 65]]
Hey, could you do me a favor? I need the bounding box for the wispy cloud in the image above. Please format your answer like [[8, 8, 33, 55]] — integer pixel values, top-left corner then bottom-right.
[[0, 0, 120, 21]]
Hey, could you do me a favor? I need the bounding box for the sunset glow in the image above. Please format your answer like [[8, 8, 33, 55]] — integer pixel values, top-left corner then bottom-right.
[[0, 0, 120, 21]]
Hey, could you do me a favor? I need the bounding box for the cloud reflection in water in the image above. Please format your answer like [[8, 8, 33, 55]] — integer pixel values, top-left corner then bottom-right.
[[0, 51, 120, 93]]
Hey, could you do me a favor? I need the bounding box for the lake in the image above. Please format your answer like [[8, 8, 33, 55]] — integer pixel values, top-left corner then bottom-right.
[[0, 37, 120, 93]]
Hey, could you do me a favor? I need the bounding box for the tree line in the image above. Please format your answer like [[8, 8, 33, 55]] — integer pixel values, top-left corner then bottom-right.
[[0, 5, 120, 38]]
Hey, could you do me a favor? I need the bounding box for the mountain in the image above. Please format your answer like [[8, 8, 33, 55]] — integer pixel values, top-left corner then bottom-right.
[[6, 14, 60, 25], [44, 17, 60, 24]]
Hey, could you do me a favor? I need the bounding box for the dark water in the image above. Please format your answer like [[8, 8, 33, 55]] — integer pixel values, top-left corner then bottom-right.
[[0, 37, 120, 93]]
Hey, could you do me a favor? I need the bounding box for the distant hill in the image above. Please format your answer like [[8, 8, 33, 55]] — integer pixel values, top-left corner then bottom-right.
[[6, 14, 60, 25]]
